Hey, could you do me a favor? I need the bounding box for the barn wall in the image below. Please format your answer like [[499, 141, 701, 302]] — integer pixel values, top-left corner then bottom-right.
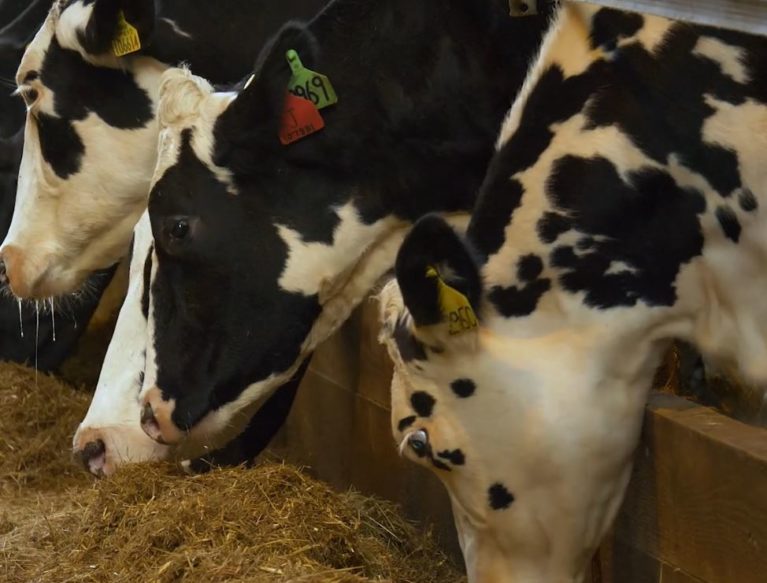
[[272, 301, 767, 581]]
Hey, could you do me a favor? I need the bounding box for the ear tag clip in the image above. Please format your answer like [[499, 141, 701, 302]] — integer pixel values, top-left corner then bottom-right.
[[286, 49, 338, 110], [279, 92, 325, 145], [111, 11, 142, 57], [426, 266, 478, 335]]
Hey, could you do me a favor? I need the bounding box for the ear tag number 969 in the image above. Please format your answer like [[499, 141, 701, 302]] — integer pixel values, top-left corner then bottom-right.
[[286, 49, 338, 110]]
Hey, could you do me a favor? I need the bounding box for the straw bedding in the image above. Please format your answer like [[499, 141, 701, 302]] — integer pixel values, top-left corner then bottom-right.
[[0, 363, 465, 583]]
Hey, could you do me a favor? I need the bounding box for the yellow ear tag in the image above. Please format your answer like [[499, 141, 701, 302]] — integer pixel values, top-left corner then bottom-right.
[[426, 266, 478, 335], [111, 11, 141, 57]]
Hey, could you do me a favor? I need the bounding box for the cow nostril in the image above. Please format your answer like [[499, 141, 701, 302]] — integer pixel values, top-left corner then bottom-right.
[[141, 402, 156, 426], [77, 439, 106, 476]]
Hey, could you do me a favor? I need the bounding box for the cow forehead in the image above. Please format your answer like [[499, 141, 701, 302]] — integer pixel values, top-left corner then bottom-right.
[[16, 11, 56, 84]]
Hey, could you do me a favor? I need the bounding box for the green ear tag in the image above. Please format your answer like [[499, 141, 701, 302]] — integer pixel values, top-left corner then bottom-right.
[[286, 49, 338, 110], [426, 266, 478, 336]]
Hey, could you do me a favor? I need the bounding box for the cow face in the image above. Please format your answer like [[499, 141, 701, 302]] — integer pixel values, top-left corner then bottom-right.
[[378, 216, 654, 583], [73, 212, 168, 476], [1, 0, 162, 298], [138, 59, 362, 444]]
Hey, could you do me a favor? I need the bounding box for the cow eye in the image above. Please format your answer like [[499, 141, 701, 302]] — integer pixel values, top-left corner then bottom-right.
[[20, 88, 38, 106], [169, 218, 189, 240], [408, 429, 429, 455]]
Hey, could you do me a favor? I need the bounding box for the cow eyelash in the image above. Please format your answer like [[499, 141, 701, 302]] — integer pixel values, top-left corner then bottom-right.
[[15, 86, 39, 107]]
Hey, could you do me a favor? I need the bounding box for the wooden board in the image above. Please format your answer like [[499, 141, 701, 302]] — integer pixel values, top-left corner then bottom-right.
[[608, 393, 767, 583], [571, 0, 767, 35]]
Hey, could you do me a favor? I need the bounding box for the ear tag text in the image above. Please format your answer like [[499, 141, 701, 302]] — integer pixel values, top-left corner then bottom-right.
[[279, 92, 325, 145], [426, 266, 478, 335], [112, 11, 142, 57], [286, 49, 338, 110]]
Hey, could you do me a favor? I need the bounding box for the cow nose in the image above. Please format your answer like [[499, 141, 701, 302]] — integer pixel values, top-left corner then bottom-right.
[[140, 402, 167, 444], [0, 244, 31, 297], [76, 439, 107, 477]]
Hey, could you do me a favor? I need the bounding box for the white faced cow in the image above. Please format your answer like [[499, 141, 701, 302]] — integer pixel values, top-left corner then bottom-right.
[[133, 0, 553, 451], [379, 3, 766, 582], [0, 0, 327, 299]]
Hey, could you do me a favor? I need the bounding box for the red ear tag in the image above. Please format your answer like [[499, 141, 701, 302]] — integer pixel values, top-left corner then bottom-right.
[[279, 92, 325, 145]]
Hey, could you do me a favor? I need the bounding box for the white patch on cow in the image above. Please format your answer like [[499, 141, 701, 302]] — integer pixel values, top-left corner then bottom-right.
[[161, 17, 193, 39], [624, 12, 674, 54], [277, 202, 404, 297], [693, 37, 750, 84], [74, 213, 169, 474]]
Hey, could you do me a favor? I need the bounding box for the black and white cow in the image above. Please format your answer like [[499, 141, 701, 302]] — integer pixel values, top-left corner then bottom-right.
[[136, 0, 553, 447], [0, 0, 328, 472], [0, 0, 116, 373], [379, 4, 767, 581], [0, 0, 327, 299]]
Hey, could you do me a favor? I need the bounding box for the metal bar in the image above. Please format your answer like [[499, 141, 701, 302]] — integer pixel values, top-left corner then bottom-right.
[[571, 0, 767, 36]]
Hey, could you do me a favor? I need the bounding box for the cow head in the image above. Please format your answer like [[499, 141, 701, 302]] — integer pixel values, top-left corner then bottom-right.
[[1, 0, 162, 298], [378, 215, 658, 583]]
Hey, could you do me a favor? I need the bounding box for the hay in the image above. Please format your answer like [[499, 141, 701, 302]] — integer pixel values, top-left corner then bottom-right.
[[0, 362, 92, 494], [0, 363, 465, 582], [2, 462, 464, 583]]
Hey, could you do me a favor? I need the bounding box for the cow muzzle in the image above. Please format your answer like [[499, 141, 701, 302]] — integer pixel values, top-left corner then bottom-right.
[[0, 244, 45, 298], [140, 387, 187, 445]]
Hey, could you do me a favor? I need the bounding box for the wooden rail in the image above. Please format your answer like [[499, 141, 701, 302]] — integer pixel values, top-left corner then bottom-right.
[[597, 392, 767, 583]]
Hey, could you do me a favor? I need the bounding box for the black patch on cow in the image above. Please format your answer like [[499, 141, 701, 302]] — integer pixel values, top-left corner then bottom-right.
[[450, 378, 476, 398], [437, 449, 466, 466], [137, 369, 145, 392], [584, 27, 750, 200], [739, 189, 758, 212], [537, 212, 571, 244], [547, 155, 706, 308], [469, 62, 608, 258], [489, 277, 552, 318], [40, 37, 153, 130], [471, 178, 524, 261], [577, 236, 595, 251], [411, 391, 436, 418], [590, 8, 644, 52], [36, 112, 84, 178], [141, 246, 153, 320], [397, 415, 417, 432], [716, 206, 741, 243], [431, 458, 452, 472], [517, 254, 544, 282], [488, 483, 515, 510], [393, 318, 427, 362]]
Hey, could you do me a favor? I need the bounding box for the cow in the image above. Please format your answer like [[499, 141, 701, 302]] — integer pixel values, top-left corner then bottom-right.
[[134, 0, 553, 453], [2, 0, 332, 471], [75, 213, 308, 476], [0, 0, 117, 373], [0, 0, 327, 300], [377, 3, 767, 581]]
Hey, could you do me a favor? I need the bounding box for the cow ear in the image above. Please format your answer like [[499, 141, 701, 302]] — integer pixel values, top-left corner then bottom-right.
[[395, 214, 482, 343], [57, 0, 155, 58], [212, 22, 318, 170]]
